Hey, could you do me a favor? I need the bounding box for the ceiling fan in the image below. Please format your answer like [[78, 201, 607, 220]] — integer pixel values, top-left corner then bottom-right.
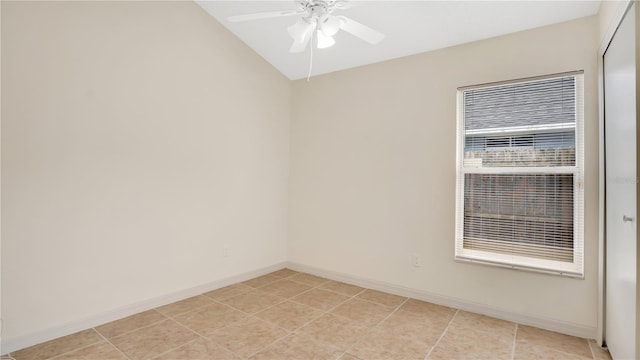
[[228, 0, 385, 53]]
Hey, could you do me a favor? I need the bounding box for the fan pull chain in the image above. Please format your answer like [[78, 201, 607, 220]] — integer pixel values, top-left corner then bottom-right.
[[307, 31, 314, 82]]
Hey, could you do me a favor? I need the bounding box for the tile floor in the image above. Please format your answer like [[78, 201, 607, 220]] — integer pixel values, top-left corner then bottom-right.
[[2, 269, 612, 360]]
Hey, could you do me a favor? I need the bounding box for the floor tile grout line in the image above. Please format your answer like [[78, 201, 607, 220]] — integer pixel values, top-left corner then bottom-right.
[[349, 294, 406, 309], [279, 298, 331, 331], [153, 329, 245, 360], [31, 312, 182, 360], [254, 298, 323, 321], [95, 315, 169, 342], [289, 288, 361, 316], [216, 290, 290, 316], [202, 285, 255, 302], [285, 272, 332, 285], [341, 297, 410, 358], [100, 302, 226, 344], [527, 342, 601, 360], [246, 314, 297, 335], [197, 332, 247, 360], [372, 296, 410, 327], [338, 353, 357, 360], [243, 329, 294, 359], [41, 332, 111, 360], [286, 278, 332, 288], [342, 294, 409, 353], [242, 273, 297, 289], [93, 327, 133, 360], [278, 282, 377, 357], [587, 338, 597, 360], [424, 309, 459, 360], [257, 286, 319, 300], [144, 316, 251, 360], [260, 276, 316, 286], [209, 315, 296, 359], [9, 330, 105, 360], [316, 289, 361, 314], [510, 323, 519, 360], [151, 328, 246, 360], [146, 337, 202, 360], [105, 317, 179, 343], [290, 290, 353, 330], [271, 273, 295, 279], [165, 301, 251, 330], [320, 288, 367, 297], [268, 273, 331, 288], [244, 327, 296, 359], [299, 284, 365, 300], [209, 296, 278, 317], [207, 297, 253, 312], [155, 295, 219, 319], [512, 324, 596, 360]]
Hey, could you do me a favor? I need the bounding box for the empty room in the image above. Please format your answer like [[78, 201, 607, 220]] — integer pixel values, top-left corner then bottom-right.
[[1, 0, 638, 359]]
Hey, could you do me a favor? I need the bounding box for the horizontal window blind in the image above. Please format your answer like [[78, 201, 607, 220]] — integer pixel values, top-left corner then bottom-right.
[[464, 77, 576, 131], [455, 73, 584, 277], [463, 174, 574, 262]]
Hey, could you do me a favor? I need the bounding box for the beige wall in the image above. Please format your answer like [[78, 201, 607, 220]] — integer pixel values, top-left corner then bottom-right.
[[289, 16, 599, 332], [598, 1, 631, 48], [1, 1, 290, 343], [598, 1, 620, 45]]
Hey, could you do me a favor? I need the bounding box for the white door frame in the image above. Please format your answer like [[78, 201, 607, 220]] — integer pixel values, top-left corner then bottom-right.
[[597, 0, 637, 347]]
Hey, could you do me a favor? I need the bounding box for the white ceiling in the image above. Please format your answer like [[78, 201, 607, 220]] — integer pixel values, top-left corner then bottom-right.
[[196, 1, 601, 80]]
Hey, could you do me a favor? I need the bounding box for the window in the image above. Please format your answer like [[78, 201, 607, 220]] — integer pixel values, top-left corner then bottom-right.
[[455, 72, 584, 277]]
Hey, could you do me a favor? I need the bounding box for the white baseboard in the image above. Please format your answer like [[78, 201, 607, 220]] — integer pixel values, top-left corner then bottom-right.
[[1, 262, 287, 354], [286, 261, 597, 340]]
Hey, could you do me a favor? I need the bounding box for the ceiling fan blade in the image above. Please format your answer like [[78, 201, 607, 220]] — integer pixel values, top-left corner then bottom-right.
[[338, 16, 384, 44], [228, 9, 302, 22], [289, 29, 313, 53], [332, 0, 359, 10]]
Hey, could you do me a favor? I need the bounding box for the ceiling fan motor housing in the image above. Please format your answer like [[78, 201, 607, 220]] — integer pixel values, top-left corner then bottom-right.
[[293, 0, 341, 38], [297, 0, 334, 19]]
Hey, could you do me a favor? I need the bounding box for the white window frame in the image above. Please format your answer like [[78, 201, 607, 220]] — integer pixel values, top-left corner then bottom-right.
[[455, 72, 585, 277]]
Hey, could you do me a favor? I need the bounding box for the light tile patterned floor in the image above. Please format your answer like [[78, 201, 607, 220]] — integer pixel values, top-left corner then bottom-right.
[[2, 269, 612, 360]]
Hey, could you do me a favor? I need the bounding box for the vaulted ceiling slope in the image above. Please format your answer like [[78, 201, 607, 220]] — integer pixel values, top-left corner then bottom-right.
[[197, 1, 600, 80]]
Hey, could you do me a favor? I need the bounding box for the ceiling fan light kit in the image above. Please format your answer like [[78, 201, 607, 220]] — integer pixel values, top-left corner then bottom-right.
[[316, 29, 336, 48], [287, 18, 313, 43], [319, 14, 340, 36]]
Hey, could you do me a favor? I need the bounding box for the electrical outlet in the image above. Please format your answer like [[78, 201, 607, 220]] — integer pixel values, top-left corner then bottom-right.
[[223, 247, 229, 258], [412, 253, 422, 267]]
